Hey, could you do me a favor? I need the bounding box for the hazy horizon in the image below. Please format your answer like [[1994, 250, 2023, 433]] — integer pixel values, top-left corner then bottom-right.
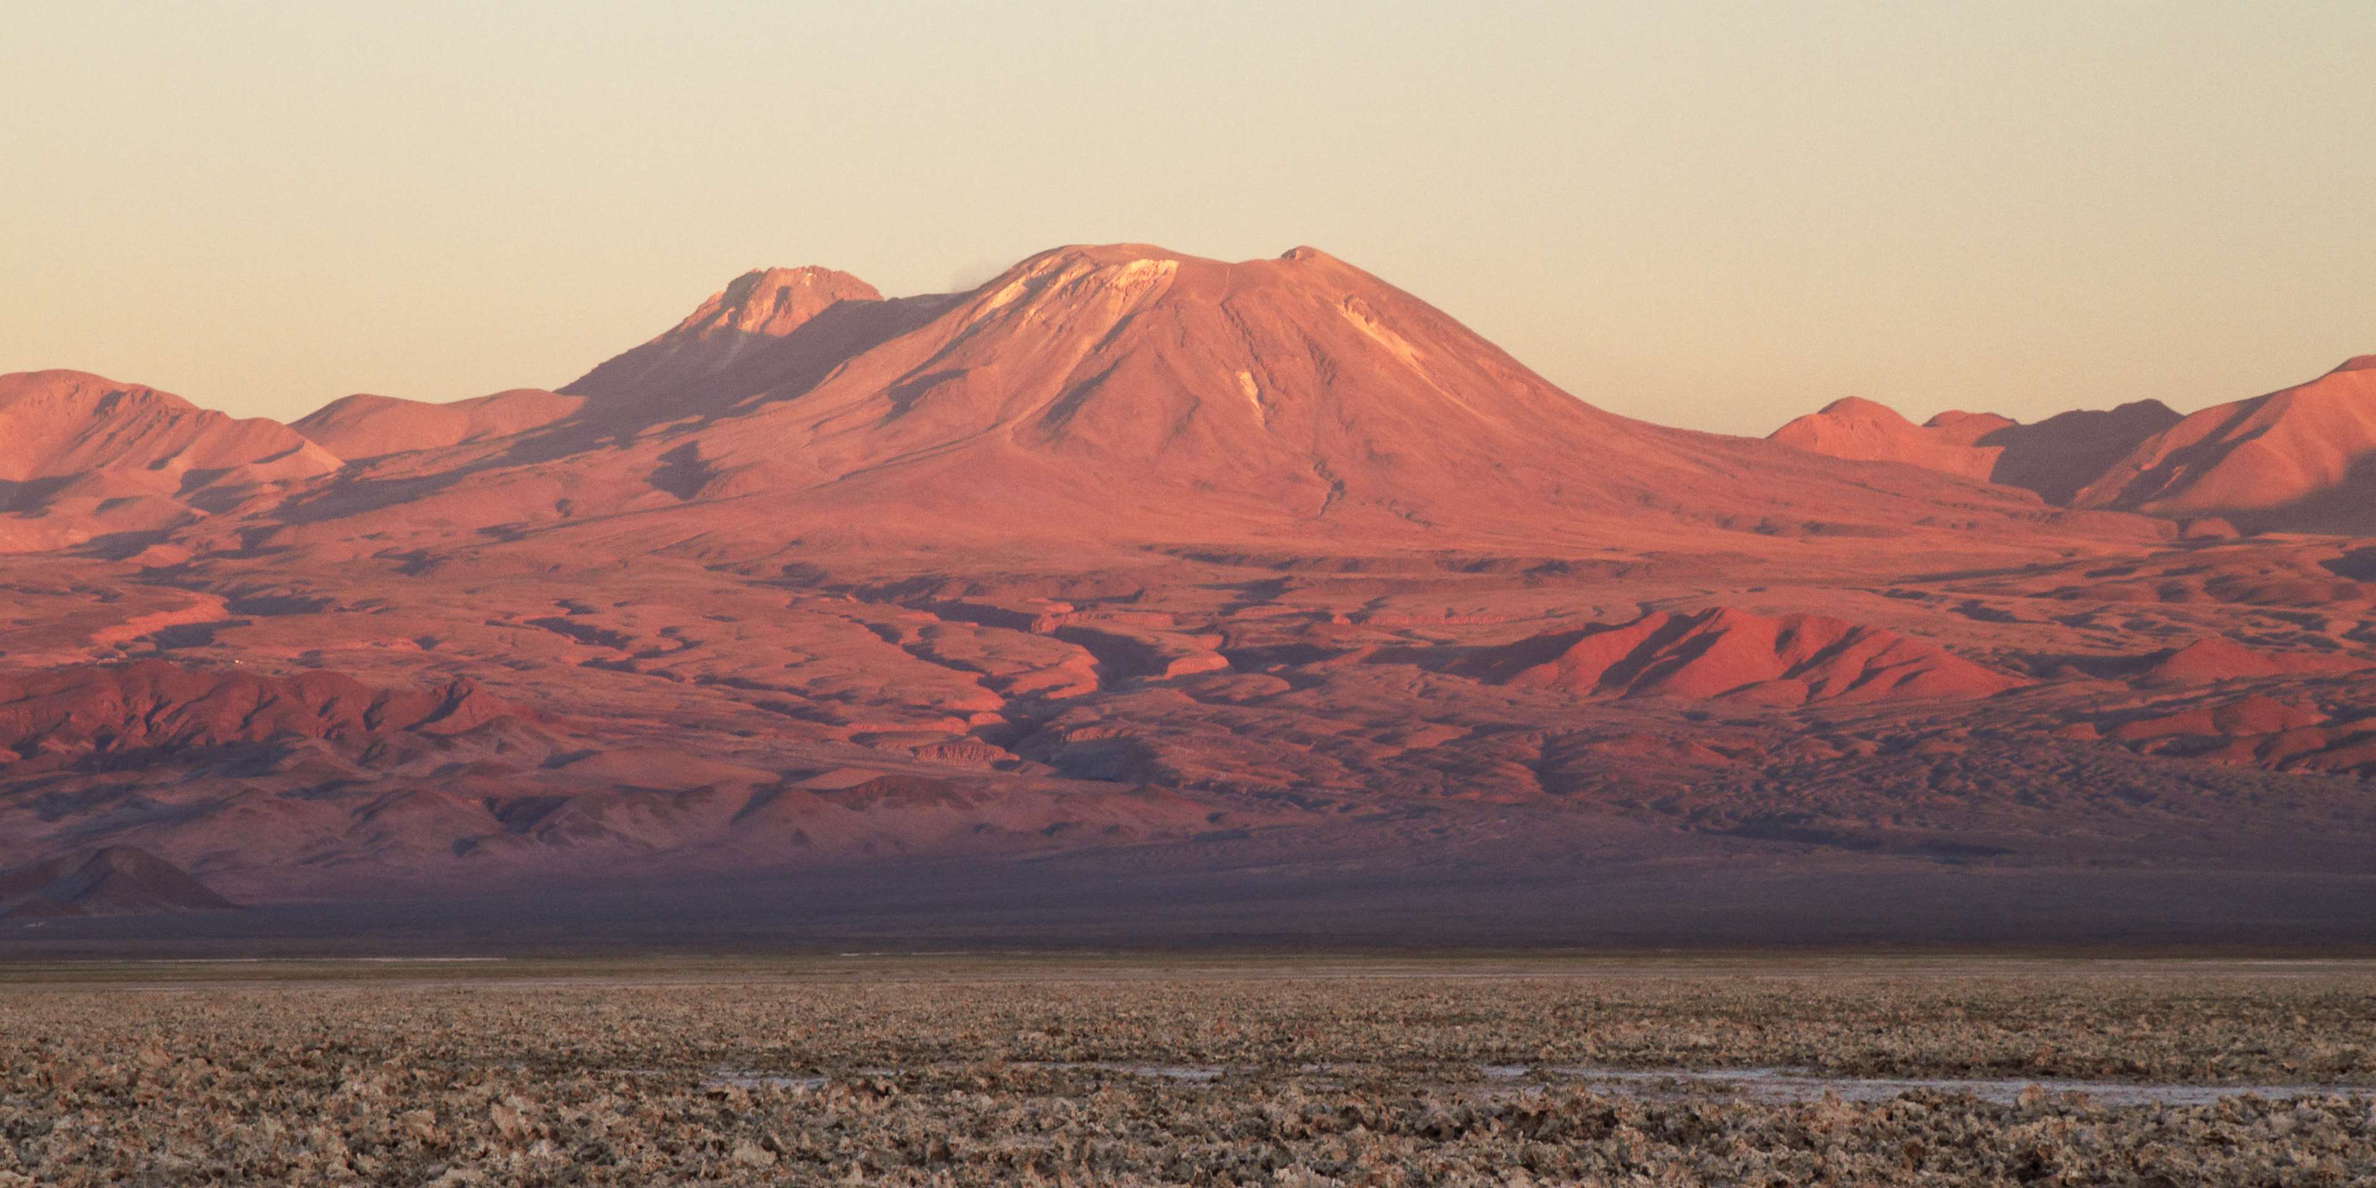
[[7, 1, 2371, 434]]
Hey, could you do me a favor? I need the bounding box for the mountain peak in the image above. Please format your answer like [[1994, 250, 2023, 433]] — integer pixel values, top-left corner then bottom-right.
[[671, 266, 881, 341], [1922, 409, 2017, 432], [561, 265, 894, 403], [2333, 354, 2376, 374], [1815, 396, 1911, 422], [1030, 243, 1185, 266], [972, 243, 1368, 308]]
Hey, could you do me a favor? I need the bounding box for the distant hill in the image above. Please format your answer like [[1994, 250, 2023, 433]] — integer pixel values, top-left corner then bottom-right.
[[0, 847, 235, 918], [1770, 394, 2181, 506], [2075, 356, 2376, 532], [0, 369, 338, 551]]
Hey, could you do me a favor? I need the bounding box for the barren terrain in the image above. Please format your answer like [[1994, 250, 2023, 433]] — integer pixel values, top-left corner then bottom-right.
[[3, 956, 2371, 1184]]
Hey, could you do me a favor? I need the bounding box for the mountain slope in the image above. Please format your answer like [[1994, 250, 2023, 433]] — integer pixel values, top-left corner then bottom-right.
[[2075, 357, 2376, 531], [1984, 402, 2186, 503], [0, 660, 526, 764], [0, 247, 2372, 941], [0, 370, 340, 551]]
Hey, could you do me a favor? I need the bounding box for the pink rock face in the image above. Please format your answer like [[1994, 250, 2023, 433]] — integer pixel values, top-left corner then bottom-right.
[[558, 265, 889, 411], [2140, 637, 2364, 685], [0, 660, 525, 761], [273, 243, 2048, 557], [2110, 695, 2327, 742], [672, 266, 884, 340]]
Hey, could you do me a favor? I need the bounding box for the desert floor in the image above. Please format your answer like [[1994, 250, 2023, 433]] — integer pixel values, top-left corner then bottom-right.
[[3, 954, 2372, 1184]]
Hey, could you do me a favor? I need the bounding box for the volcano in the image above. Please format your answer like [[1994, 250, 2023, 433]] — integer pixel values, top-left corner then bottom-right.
[[0, 243, 2372, 948], [266, 244, 2048, 562]]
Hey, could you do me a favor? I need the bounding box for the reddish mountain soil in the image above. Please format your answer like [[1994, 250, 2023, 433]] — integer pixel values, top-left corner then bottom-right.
[[560, 265, 893, 413], [2139, 637, 2365, 685], [0, 244, 2373, 941], [253, 244, 2061, 563]]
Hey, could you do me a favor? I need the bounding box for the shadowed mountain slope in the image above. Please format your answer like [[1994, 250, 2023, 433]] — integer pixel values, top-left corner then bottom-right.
[[559, 265, 914, 417], [1769, 397, 2009, 482], [0, 846, 236, 918]]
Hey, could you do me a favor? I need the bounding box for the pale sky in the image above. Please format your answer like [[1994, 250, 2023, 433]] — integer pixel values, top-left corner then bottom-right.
[[4, 1, 2371, 433]]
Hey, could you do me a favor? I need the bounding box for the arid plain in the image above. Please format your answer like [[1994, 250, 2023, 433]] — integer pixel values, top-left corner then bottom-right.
[[4, 955, 2373, 1183]]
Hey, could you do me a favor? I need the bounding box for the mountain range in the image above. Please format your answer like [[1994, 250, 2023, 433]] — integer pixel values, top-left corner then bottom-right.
[[1769, 355, 2376, 532], [3, 243, 2373, 949]]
